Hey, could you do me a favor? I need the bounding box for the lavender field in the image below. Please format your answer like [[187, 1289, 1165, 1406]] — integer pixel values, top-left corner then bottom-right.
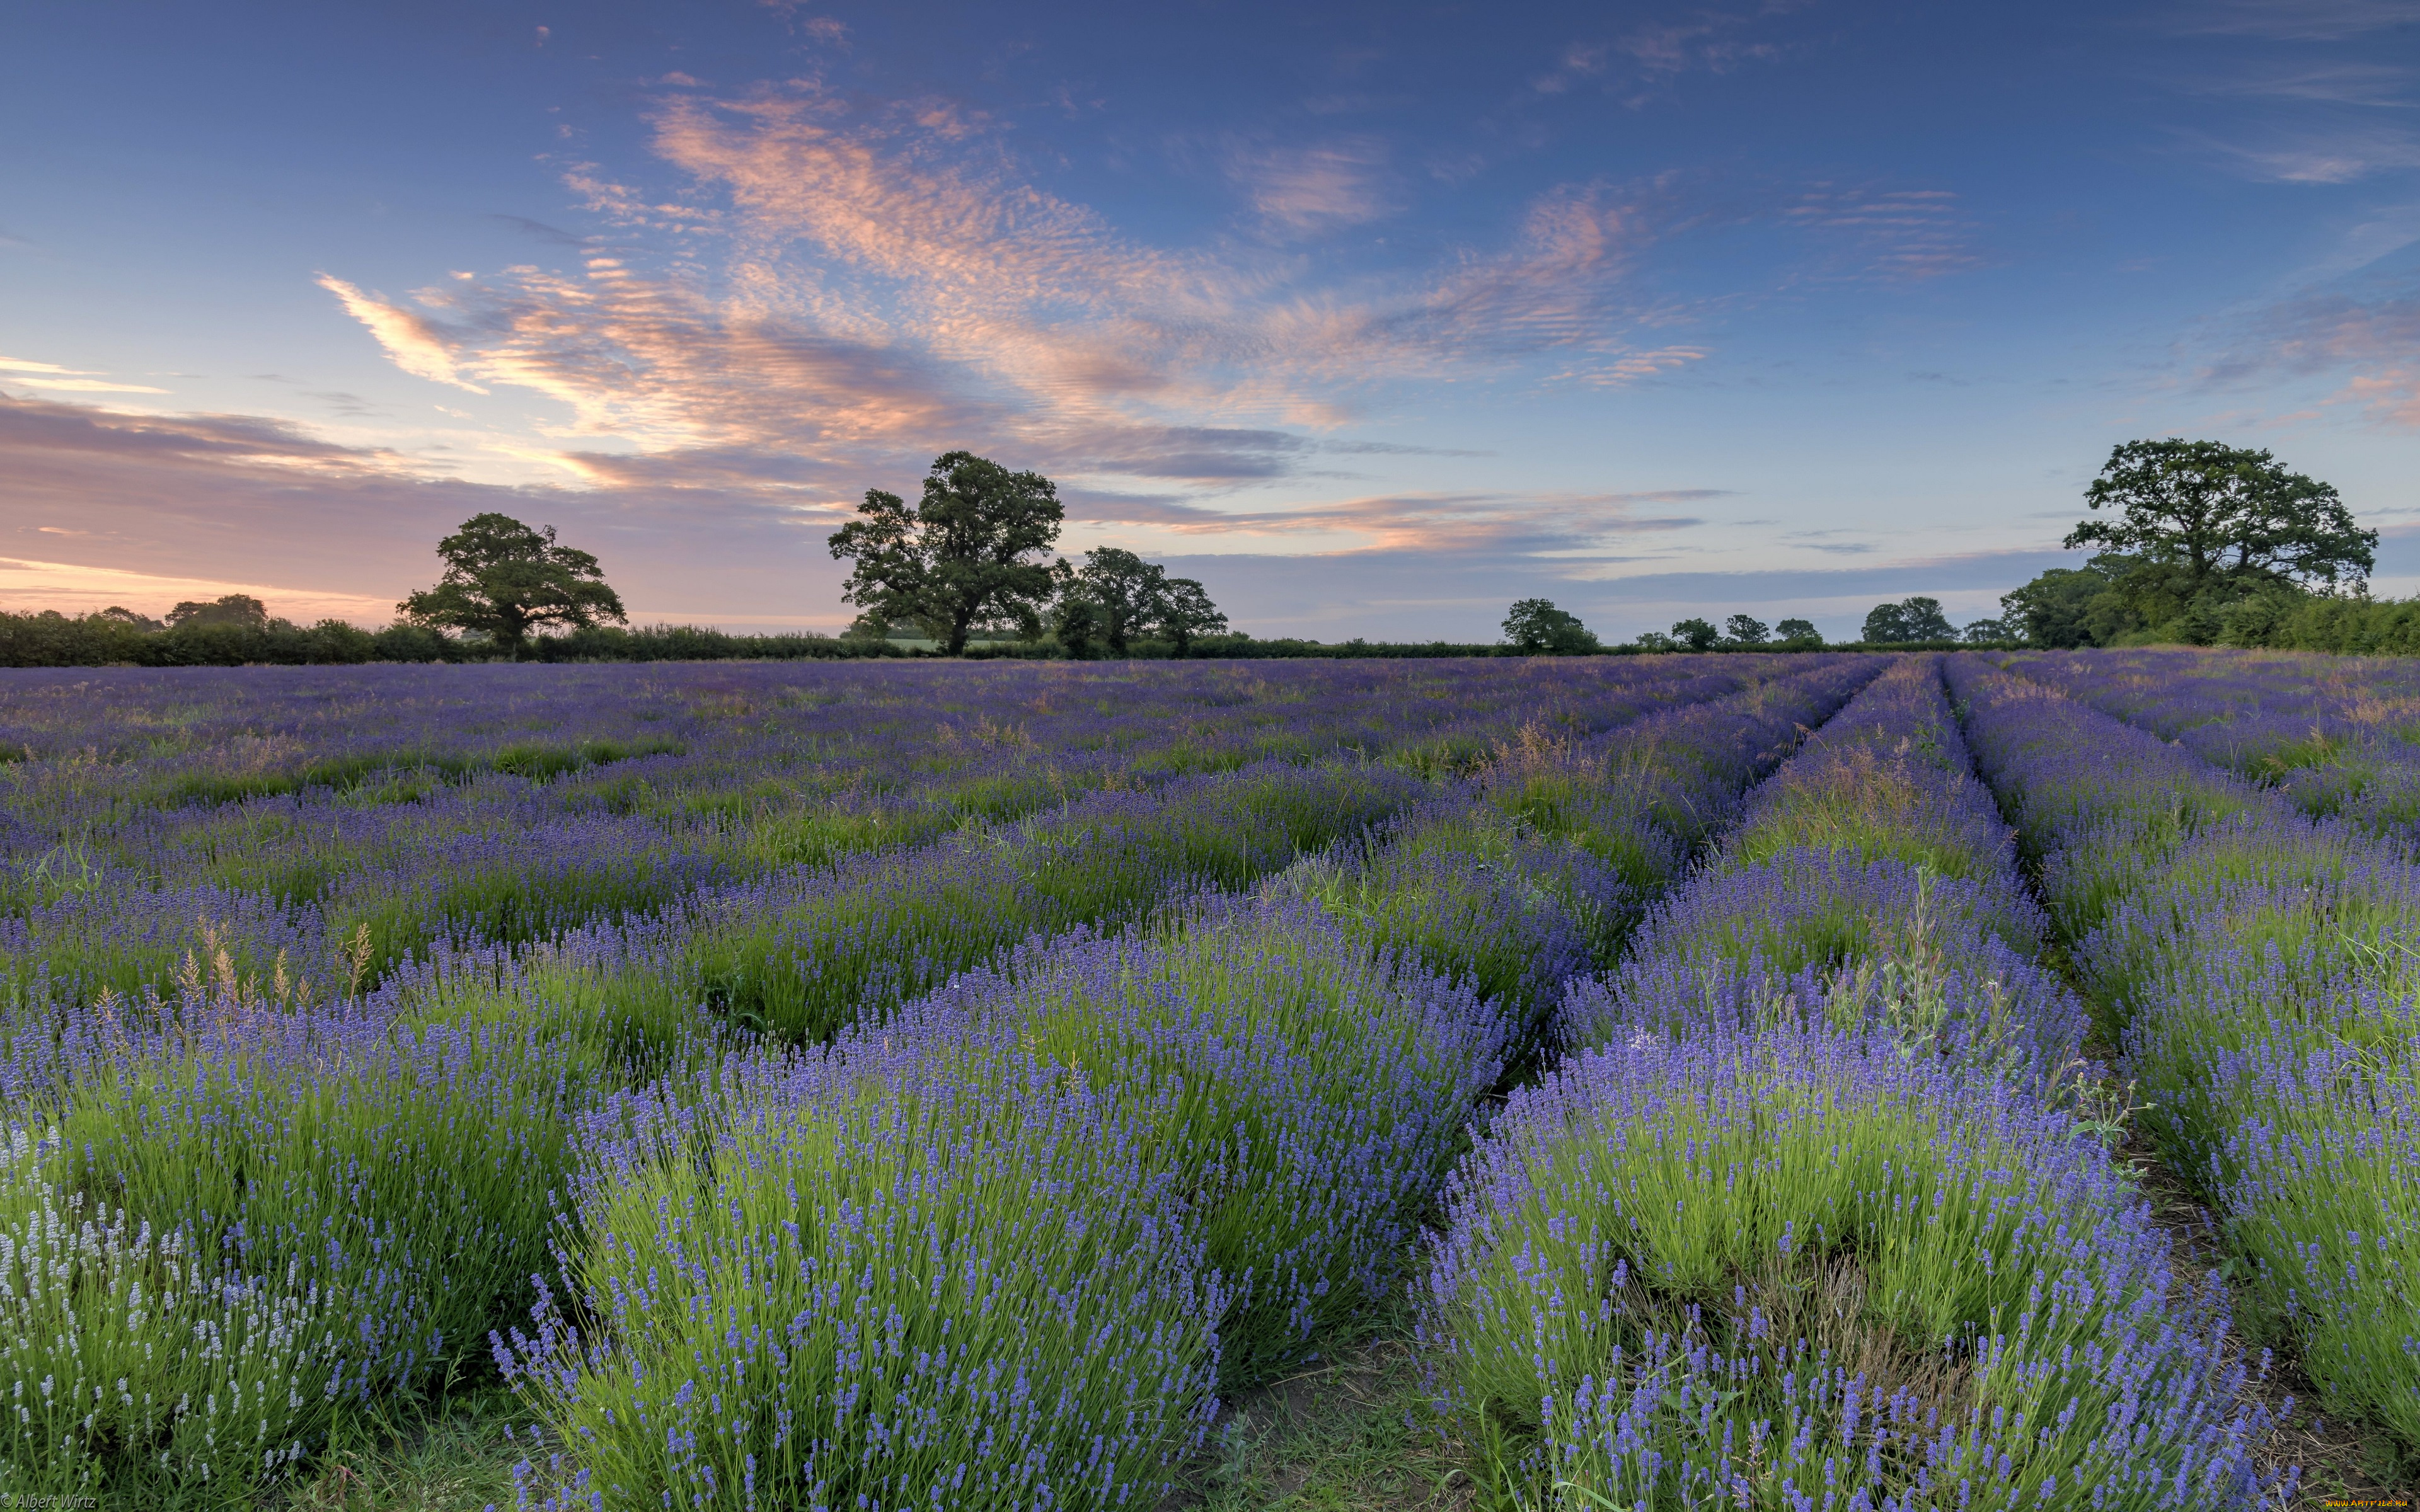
[[0, 651, 2408, 1507]]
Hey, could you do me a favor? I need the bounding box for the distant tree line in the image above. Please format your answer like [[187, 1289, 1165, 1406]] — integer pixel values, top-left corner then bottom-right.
[[1494, 597, 2010, 656], [13, 438, 2403, 668], [1504, 439, 2402, 656]]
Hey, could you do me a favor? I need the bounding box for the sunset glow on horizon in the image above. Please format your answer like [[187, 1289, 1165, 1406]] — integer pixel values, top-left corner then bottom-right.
[[6, 0, 2418, 641]]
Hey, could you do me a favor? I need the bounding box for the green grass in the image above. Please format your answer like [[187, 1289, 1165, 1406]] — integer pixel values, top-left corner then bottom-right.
[[1174, 1302, 1478, 1512], [266, 1383, 528, 1512]]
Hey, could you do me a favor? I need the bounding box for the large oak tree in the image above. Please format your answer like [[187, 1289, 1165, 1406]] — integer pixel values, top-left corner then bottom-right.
[[830, 452, 1064, 655], [400, 513, 626, 651], [2068, 440, 2375, 604]]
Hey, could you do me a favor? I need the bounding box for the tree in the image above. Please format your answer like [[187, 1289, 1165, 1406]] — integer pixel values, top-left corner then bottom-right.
[[1960, 617, 2011, 643], [1503, 598, 1600, 654], [1773, 617, 1821, 647], [1998, 557, 2141, 648], [1632, 629, 1680, 652], [1158, 578, 1228, 655], [1723, 614, 1770, 646], [1862, 596, 1954, 644], [400, 514, 626, 651], [1050, 587, 1105, 658], [100, 605, 164, 633], [1670, 617, 1719, 651], [1070, 548, 1169, 655], [2069, 442, 2376, 619], [829, 452, 1064, 656], [166, 593, 268, 631]]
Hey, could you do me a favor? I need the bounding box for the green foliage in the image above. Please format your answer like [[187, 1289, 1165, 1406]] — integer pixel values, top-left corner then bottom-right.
[[2213, 589, 2420, 654], [164, 593, 267, 631], [2009, 441, 2378, 646], [0, 1129, 350, 1502], [1862, 595, 1954, 644], [1067, 546, 1168, 653], [400, 513, 628, 651], [1049, 583, 1107, 658], [829, 451, 1066, 655], [1502, 598, 1600, 655], [1158, 576, 1228, 653], [2071, 438, 2375, 599], [674, 764, 1415, 1041], [1668, 616, 1718, 651], [1439, 1063, 2177, 1509], [1999, 556, 2141, 648], [1721, 613, 1768, 645], [523, 1071, 1217, 1509], [1773, 617, 1821, 647]]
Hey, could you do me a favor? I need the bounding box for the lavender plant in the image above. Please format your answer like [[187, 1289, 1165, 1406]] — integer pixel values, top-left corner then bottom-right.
[[1422, 1028, 2280, 1510], [1949, 651, 2420, 1467], [504, 900, 1505, 1505]]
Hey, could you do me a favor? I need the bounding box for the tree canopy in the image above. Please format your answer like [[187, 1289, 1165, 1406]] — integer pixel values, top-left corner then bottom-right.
[[1997, 557, 2141, 648], [1068, 547, 1168, 655], [1669, 616, 1719, 651], [1502, 598, 1599, 654], [1723, 614, 1769, 645], [400, 515, 626, 650], [2070, 440, 2375, 600], [1156, 578, 1227, 654], [1862, 596, 1954, 644], [166, 594, 268, 631], [830, 452, 1064, 656], [1773, 617, 1821, 647]]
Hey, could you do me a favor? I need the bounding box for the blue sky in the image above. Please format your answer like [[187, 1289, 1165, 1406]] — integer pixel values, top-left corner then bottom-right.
[[4, 0, 2417, 640]]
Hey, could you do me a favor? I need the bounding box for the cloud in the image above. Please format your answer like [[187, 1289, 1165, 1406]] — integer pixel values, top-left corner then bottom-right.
[[2184, 61, 2420, 108], [0, 554, 398, 623], [2202, 272, 2420, 427], [1228, 138, 1396, 236], [0, 354, 171, 394], [1078, 488, 1714, 558], [3, 377, 171, 394], [1783, 186, 1988, 280], [2333, 366, 2420, 425], [0, 392, 857, 629], [2165, 0, 2420, 41], [314, 275, 490, 392], [2182, 124, 2420, 183], [316, 92, 1739, 507]]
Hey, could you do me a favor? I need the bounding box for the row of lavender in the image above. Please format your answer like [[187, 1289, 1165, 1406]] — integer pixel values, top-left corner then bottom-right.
[[1, 658, 1768, 1015], [1419, 657, 2286, 1508], [1949, 653, 2420, 1465], [2008, 646, 2420, 844], [0, 658, 1876, 1501], [480, 660, 1889, 1506]]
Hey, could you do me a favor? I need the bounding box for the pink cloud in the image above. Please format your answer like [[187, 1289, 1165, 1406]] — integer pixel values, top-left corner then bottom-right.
[[2206, 278, 2420, 429], [1229, 138, 1397, 236], [1782, 186, 1988, 281]]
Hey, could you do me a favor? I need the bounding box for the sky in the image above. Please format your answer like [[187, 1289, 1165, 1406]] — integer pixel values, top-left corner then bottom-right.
[[4, 0, 2419, 643]]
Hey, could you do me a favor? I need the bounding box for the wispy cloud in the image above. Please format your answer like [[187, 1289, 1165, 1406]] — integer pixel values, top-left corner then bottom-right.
[[316, 91, 1732, 500], [314, 275, 490, 392], [1228, 138, 1397, 236], [2165, 0, 2420, 42], [0, 391, 861, 629], [2199, 270, 2420, 427], [0, 354, 170, 394], [2180, 124, 2420, 183], [1783, 186, 1988, 280]]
